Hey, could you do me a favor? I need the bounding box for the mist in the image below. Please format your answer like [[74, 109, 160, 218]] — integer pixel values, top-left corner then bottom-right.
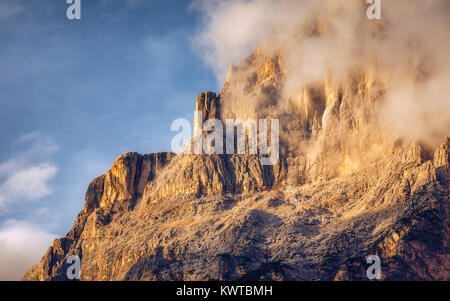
[[192, 0, 450, 153]]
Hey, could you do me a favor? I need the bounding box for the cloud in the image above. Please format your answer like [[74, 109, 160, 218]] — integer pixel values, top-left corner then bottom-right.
[[191, 0, 282, 81], [0, 219, 56, 280], [192, 0, 450, 148], [0, 132, 59, 212], [0, 133, 62, 280], [0, 163, 58, 207]]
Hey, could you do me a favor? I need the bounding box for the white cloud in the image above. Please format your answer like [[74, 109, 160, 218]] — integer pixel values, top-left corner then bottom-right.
[[191, 0, 277, 80], [0, 163, 58, 207], [192, 0, 450, 147], [0, 132, 59, 212], [191, 0, 300, 81], [0, 132, 60, 280], [0, 219, 56, 280]]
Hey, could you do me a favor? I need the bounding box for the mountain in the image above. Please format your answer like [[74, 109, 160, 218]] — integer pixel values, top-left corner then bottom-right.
[[23, 19, 449, 280]]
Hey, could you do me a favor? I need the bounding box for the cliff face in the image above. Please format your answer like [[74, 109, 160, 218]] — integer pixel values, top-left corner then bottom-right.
[[22, 50, 449, 281]]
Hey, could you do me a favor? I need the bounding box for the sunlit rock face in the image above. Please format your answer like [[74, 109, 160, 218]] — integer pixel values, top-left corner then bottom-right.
[[220, 49, 390, 183], [23, 39, 449, 281]]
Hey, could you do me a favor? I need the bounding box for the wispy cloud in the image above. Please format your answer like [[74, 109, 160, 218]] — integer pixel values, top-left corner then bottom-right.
[[0, 132, 59, 212], [0, 163, 58, 207], [0, 219, 56, 280]]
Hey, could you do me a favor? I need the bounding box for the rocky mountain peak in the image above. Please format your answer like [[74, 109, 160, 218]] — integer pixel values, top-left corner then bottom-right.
[[22, 47, 449, 282]]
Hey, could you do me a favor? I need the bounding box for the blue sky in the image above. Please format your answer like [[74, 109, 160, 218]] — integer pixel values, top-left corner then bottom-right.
[[0, 0, 217, 279]]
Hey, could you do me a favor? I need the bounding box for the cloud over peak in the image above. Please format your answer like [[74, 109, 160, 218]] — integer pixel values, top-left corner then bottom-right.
[[192, 0, 450, 147]]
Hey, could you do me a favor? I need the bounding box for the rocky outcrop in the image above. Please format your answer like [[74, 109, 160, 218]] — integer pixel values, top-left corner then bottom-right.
[[434, 138, 450, 190], [22, 137, 449, 280], [22, 50, 449, 281], [96, 152, 175, 210], [194, 92, 221, 135]]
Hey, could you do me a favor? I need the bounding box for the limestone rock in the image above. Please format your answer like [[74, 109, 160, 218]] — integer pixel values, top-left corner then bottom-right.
[[434, 138, 449, 190], [22, 50, 449, 282]]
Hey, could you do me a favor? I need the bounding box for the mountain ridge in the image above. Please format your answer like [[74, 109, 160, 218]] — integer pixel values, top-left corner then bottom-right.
[[22, 48, 449, 281]]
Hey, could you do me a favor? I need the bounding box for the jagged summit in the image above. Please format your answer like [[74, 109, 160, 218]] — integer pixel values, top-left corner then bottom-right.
[[23, 47, 449, 281]]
